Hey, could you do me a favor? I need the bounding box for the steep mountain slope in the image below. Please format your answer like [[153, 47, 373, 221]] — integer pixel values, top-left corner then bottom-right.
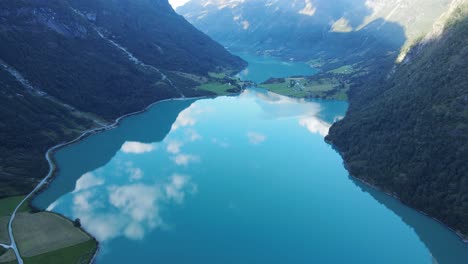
[[0, 0, 245, 197], [68, 0, 246, 75], [178, 0, 451, 65], [327, 3, 468, 237]]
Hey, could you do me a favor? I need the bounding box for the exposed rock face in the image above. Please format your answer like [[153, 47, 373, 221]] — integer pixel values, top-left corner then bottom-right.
[[178, 0, 452, 65]]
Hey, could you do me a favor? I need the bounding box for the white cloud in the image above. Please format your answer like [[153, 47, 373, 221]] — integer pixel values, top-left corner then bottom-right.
[[186, 129, 202, 142], [167, 140, 183, 154], [121, 141, 155, 154], [165, 174, 193, 203], [66, 172, 198, 242], [299, 0, 316, 16], [247, 132, 266, 145], [171, 105, 213, 131], [299, 116, 331, 137], [169, 0, 190, 9], [173, 154, 200, 166], [128, 167, 144, 181], [242, 20, 250, 30], [109, 184, 161, 223], [74, 172, 104, 192]]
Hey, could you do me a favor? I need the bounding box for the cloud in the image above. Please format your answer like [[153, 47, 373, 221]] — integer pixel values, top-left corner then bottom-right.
[[247, 132, 267, 145], [109, 184, 161, 223], [167, 140, 183, 154], [64, 172, 198, 242], [186, 129, 202, 142], [164, 174, 196, 204], [171, 105, 200, 131], [74, 172, 105, 192], [242, 20, 250, 30], [128, 167, 144, 181], [299, 117, 331, 137], [173, 154, 200, 166], [121, 141, 155, 154], [212, 138, 230, 148], [299, 0, 317, 16], [168, 0, 190, 9]]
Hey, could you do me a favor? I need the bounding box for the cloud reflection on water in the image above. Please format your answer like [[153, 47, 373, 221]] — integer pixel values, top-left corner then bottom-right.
[[246, 89, 333, 136], [46, 88, 337, 245], [49, 169, 197, 242], [121, 141, 156, 154]]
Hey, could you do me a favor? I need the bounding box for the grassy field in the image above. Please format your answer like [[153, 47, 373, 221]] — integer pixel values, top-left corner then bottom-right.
[[260, 77, 348, 100], [0, 196, 29, 217], [0, 217, 9, 244], [0, 196, 30, 245], [328, 65, 356, 74], [13, 212, 91, 257], [208, 72, 227, 79], [22, 240, 97, 264], [0, 249, 15, 263], [197, 82, 237, 95], [0, 195, 97, 264]]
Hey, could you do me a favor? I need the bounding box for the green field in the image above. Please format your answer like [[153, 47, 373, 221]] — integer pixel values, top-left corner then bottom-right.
[[22, 240, 97, 264], [0, 195, 30, 245], [0, 249, 15, 263], [197, 82, 239, 95], [208, 72, 227, 79], [13, 212, 92, 258], [328, 65, 356, 74], [260, 77, 348, 100], [0, 196, 29, 217], [0, 195, 97, 263], [0, 217, 9, 244]]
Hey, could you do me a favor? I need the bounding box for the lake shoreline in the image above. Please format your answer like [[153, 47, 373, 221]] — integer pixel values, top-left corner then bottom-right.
[[30, 90, 468, 264], [10, 95, 210, 264], [328, 144, 468, 244]]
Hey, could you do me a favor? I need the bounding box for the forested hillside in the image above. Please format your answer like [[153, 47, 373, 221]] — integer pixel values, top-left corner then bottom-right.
[[327, 3, 468, 237], [0, 0, 245, 197], [178, 0, 453, 102]]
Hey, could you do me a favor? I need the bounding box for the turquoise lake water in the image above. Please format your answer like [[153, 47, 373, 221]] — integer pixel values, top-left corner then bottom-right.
[[33, 54, 468, 263], [235, 52, 317, 83]]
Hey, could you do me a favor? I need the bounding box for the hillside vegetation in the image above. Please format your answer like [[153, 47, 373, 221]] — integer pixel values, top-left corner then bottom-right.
[[178, 0, 450, 68], [327, 4, 468, 236], [178, 0, 452, 101], [0, 0, 245, 197]]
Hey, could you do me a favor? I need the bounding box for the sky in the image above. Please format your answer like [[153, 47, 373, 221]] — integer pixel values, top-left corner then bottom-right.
[[169, 0, 191, 9]]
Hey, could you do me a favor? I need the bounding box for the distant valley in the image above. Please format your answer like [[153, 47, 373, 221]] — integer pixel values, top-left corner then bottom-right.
[[0, 0, 467, 263]]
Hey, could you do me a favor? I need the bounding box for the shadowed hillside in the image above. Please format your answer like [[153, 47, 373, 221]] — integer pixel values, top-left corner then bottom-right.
[[327, 3, 468, 237], [178, 0, 450, 67], [0, 0, 245, 197]]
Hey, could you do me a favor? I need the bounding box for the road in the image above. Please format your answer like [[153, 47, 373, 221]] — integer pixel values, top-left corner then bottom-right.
[[3, 97, 197, 263]]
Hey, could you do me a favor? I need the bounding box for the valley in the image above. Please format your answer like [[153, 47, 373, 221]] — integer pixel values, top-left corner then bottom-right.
[[0, 0, 467, 263]]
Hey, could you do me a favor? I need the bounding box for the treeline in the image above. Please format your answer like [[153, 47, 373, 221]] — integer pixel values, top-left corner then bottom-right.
[[327, 9, 468, 236]]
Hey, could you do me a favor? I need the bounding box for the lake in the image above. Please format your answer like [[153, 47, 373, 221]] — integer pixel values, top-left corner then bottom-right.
[[33, 54, 468, 263], [235, 52, 317, 83]]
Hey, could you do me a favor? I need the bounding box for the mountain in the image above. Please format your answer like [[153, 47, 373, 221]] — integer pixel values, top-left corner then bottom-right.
[[178, 0, 452, 67], [0, 0, 245, 197], [326, 1, 468, 237]]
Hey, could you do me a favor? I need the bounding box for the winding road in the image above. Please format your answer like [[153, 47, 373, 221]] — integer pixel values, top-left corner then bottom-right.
[[3, 96, 199, 264]]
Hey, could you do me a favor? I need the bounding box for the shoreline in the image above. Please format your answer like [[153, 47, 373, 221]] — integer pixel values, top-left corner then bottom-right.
[[350, 175, 468, 243], [6, 95, 209, 264], [6, 86, 467, 263], [328, 142, 468, 244]]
